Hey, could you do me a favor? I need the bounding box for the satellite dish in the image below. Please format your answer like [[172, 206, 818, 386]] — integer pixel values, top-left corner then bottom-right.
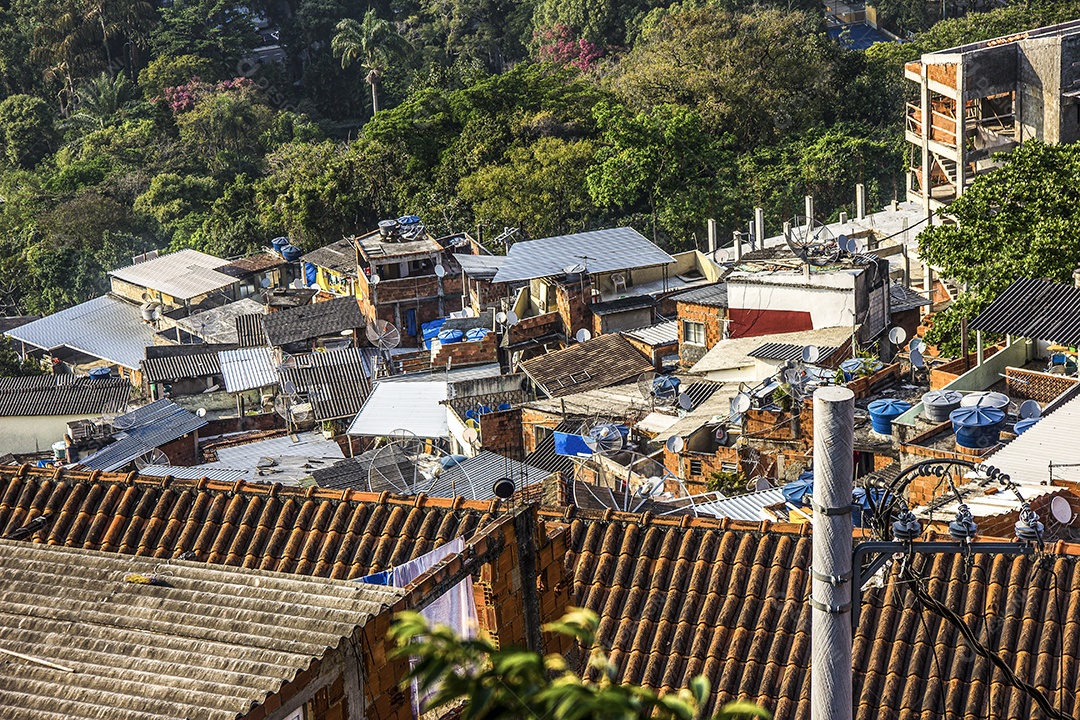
[[678, 393, 694, 411], [575, 328, 592, 343], [888, 326, 908, 345], [134, 448, 169, 471], [196, 408, 207, 417], [587, 423, 625, 454], [505, 310, 518, 325], [291, 279, 303, 289], [365, 319, 402, 349], [260, 277, 271, 289], [282, 380, 297, 395], [785, 215, 841, 266], [495, 311, 508, 325], [110, 407, 135, 430], [713, 248, 730, 263], [908, 338, 926, 354], [714, 426, 728, 444], [785, 368, 805, 385], [666, 435, 684, 453], [570, 450, 688, 514], [754, 476, 771, 491], [141, 292, 151, 301], [462, 427, 479, 443], [732, 393, 752, 414], [434, 264, 446, 278], [802, 345, 820, 364], [910, 348, 926, 368], [370, 273, 381, 285], [290, 402, 312, 421], [1018, 399, 1042, 420], [492, 477, 515, 500], [1051, 495, 1074, 525]]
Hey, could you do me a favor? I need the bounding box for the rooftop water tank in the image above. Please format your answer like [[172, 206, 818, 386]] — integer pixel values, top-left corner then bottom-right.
[[1014, 417, 1040, 435], [653, 375, 681, 399], [88, 367, 111, 380], [921, 389, 963, 422], [840, 357, 884, 381], [378, 219, 399, 237], [950, 406, 1005, 449], [280, 244, 303, 262], [867, 399, 912, 434], [959, 391, 1009, 411], [464, 327, 490, 342], [51, 440, 67, 461], [437, 328, 464, 344], [271, 236, 289, 253], [397, 215, 421, 226]]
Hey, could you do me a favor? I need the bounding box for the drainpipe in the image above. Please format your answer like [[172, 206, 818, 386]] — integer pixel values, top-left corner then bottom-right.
[[811, 386, 854, 720]]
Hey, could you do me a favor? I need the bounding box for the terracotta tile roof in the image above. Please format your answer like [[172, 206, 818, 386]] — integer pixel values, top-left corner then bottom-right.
[[0, 467, 500, 580], [539, 506, 1080, 718]]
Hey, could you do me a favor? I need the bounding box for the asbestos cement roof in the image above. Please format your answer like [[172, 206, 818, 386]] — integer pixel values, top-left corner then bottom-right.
[[889, 282, 931, 313], [747, 342, 839, 363], [173, 298, 265, 345], [623, 320, 678, 346], [455, 253, 505, 279], [520, 334, 654, 398], [690, 326, 854, 374], [0, 538, 403, 720], [688, 486, 787, 521], [108, 249, 236, 301], [235, 313, 267, 347], [263, 296, 365, 347], [492, 227, 675, 283], [140, 351, 221, 384], [347, 379, 448, 438], [301, 237, 358, 277], [0, 375, 130, 417], [202, 431, 345, 484], [218, 347, 278, 393], [670, 282, 729, 308], [970, 277, 1080, 345], [77, 400, 208, 472], [432, 451, 551, 500], [4, 295, 158, 370]]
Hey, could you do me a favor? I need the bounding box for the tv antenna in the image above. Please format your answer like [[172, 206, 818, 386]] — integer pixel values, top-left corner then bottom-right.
[[570, 449, 690, 514], [134, 448, 170, 471], [365, 319, 402, 377], [785, 215, 841, 266]]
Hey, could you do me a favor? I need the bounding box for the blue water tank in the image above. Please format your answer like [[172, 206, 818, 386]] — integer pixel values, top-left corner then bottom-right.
[[867, 399, 912, 434], [652, 375, 681, 399], [437, 328, 464, 344], [950, 406, 1006, 449], [281, 244, 303, 262], [271, 236, 289, 253], [464, 327, 490, 342], [88, 367, 111, 380], [1014, 417, 1040, 435], [421, 318, 447, 349], [397, 215, 421, 226], [840, 357, 884, 381]]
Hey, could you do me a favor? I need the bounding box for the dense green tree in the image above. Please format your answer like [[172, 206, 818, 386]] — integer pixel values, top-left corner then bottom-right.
[[0, 95, 57, 168], [151, 0, 261, 77], [138, 54, 216, 99], [332, 10, 411, 116], [0, 336, 44, 377], [919, 141, 1080, 353], [174, 80, 274, 173], [68, 72, 140, 129]]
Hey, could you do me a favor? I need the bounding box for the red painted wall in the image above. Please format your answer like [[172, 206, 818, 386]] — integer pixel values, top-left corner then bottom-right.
[[728, 307, 813, 338]]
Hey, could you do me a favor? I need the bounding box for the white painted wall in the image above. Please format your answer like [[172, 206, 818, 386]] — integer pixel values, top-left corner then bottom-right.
[[0, 415, 89, 454], [728, 281, 856, 330]]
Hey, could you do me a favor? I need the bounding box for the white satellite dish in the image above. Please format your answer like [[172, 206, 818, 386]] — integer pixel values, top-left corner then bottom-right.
[[505, 310, 519, 325], [134, 448, 169, 471], [1018, 399, 1041, 420], [495, 311, 508, 325], [888, 326, 908, 345], [462, 427, 479, 443], [1051, 495, 1074, 525], [802, 345, 820, 364], [575, 328, 592, 343], [713, 248, 730, 263], [910, 347, 925, 368], [678, 392, 694, 411], [196, 408, 207, 418], [732, 393, 752, 414], [908, 338, 926, 354], [282, 380, 297, 395], [837, 234, 851, 251], [666, 435, 685, 453], [434, 264, 446, 278], [291, 279, 303, 289], [753, 476, 771, 491], [260, 276, 272, 288], [370, 273, 381, 285]]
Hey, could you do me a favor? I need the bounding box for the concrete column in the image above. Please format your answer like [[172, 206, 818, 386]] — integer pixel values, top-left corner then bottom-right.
[[805, 195, 815, 222], [754, 208, 765, 248], [955, 64, 966, 198], [901, 245, 910, 288], [707, 218, 717, 255], [920, 68, 932, 217], [733, 231, 742, 261], [976, 330, 984, 366], [811, 385, 854, 720], [855, 183, 866, 220]]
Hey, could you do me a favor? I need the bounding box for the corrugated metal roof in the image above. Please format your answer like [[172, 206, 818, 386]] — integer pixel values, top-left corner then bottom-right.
[[493, 227, 676, 283], [108, 249, 236, 301], [219, 347, 278, 393], [589, 295, 656, 315], [455, 253, 505, 279], [263, 296, 364, 347], [523, 419, 580, 477], [347, 380, 448, 438], [889, 283, 931, 313], [0, 375, 130, 417], [141, 352, 221, 384], [0, 538, 403, 720], [671, 283, 728, 308], [4, 295, 159, 370], [78, 400, 208, 471], [747, 343, 839, 362], [134, 464, 248, 481], [970, 278, 1080, 345], [623, 320, 678, 346], [234, 313, 266, 347], [432, 451, 551, 500], [690, 486, 786, 521], [203, 432, 345, 484], [173, 298, 265, 344], [279, 347, 372, 421]]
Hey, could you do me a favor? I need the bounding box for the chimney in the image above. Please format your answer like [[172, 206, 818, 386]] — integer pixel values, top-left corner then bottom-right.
[[754, 207, 764, 249], [855, 183, 866, 220], [805, 195, 815, 222], [811, 386, 855, 720], [707, 218, 717, 255]]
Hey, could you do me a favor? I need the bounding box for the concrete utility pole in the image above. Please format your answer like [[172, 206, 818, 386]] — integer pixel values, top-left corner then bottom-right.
[[811, 386, 854, 720]]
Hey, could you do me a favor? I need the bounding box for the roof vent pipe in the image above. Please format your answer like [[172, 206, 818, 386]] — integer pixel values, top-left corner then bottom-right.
[[811, 386, 854, 720]]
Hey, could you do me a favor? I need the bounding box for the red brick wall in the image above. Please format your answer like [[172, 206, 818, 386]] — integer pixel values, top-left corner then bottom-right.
[[623, 335, 676, 372], [507, 312, 563, 346], [159, 433, 200, 466], [430, 331, 498, 368], [555, 281, 591, 341], [521, 407, 564, 454], [676, 301, 725, 366], [480, 408, 524, 461]]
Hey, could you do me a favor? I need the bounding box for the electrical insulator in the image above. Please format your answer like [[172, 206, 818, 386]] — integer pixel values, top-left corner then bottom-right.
[[1015, 505, 1044, 543], [949, 504, 978, 541], [891, 510, 923, 541]]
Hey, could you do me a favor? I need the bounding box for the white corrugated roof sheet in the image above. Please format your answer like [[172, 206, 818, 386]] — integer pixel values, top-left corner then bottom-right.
[[347, 380, 448, 438], [219, 347, 278, 392], [492, 227, 676, 283], [690, 487, 786, 521], [109, 249, 235, 301], [4, 295, 158, 370], [623, 320, 678, 346]]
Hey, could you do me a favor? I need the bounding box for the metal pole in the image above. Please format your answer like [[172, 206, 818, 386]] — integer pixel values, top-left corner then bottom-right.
[[733, 231, 742, 262], [811, 386, 854, 720]]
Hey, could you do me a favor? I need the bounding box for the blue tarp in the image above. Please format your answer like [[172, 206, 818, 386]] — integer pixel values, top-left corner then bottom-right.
[[304, 262, 317, 286], [357, 569, 393, 585], [554, 431, 594, 457], [782, 471, 814, 506]]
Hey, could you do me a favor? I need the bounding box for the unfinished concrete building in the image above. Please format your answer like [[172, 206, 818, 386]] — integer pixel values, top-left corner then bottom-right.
[[905, 20, 1080, 212]]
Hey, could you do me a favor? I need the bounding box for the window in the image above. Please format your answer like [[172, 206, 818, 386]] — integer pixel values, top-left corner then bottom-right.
[[689, 458, 703, 476], [534, 425, 554, 447], [683, 320, 706, 346]]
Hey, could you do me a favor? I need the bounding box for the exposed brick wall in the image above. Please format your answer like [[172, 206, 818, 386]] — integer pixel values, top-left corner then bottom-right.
[[676, 301, 724, 366], [555, 281, 592, 341], [159, 433, 199, 466], [624, 335, 676, 372], [521, 407, 563, 454], [201, 412, 282, 438], [480, 407, 524, 461], [929, 346, 1001, 390], [430, 331, 498, 368], [507, 312, 563, 346]]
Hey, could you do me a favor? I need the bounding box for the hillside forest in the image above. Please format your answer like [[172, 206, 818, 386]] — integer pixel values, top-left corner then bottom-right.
[[1, 0, 1079, 318]]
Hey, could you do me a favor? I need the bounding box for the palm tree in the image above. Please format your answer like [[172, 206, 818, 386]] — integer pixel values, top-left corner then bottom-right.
[[331, 10, 409, 117], [68, 72, 136, 129]]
